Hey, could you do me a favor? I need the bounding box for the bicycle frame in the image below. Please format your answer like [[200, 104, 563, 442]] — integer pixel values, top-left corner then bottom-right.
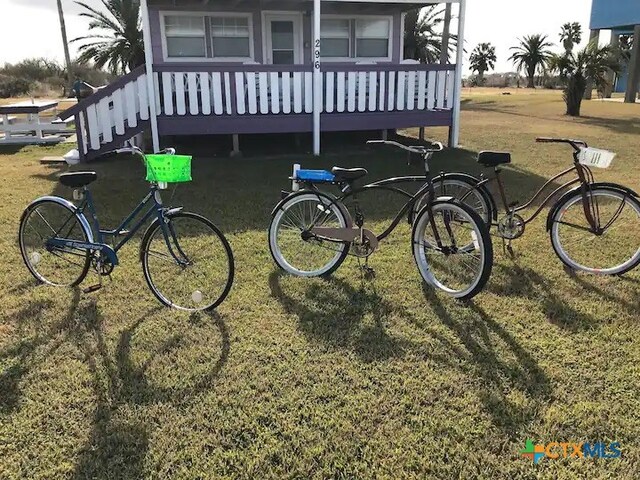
[[45, 185, 185, 266], [301, 173, 441, 243], [466, 160, 598, 228]]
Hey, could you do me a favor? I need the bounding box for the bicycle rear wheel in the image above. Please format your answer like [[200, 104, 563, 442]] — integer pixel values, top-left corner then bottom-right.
[[141, 212, 234, 311], [269, 192, 350, 277], [19, 198, 91, 287], [550, 187, 640, 274], [412, 200, 493, 300]]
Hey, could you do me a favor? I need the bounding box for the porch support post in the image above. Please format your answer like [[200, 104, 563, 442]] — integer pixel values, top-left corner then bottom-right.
[[450, 0, 466, 147], [625, 25, 640, 103], [313, 0, 321, 155], [140, 0, 160, 152]]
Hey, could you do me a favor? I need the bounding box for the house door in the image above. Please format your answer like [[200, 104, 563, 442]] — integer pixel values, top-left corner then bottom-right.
[[263, 13, 303, 64]]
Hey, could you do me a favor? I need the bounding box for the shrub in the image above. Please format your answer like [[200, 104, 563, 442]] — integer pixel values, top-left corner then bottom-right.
[[0, 75, 33, 98]]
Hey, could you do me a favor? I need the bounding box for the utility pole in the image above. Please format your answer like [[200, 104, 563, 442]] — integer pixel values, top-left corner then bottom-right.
[[57, 0, 74, 96]]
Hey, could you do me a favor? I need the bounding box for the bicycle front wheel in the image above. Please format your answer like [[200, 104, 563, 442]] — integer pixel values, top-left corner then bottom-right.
[[550, 187, 640, 275], [141, 212, 234, 311], [412, 200, 493, 300], [19, 198, 91, 287]]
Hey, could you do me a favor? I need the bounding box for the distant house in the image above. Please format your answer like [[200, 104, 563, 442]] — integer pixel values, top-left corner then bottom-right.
[[62, 0, 467, 161], [589, 0, 639, 101]]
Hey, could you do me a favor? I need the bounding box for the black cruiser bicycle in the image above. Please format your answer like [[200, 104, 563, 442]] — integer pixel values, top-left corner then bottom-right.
[[268, 141, 494, 300]]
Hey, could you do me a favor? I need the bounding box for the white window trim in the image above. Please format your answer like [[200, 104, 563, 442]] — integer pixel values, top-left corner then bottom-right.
[[321, 14, 393, 62], [160, 11, 255, 63]]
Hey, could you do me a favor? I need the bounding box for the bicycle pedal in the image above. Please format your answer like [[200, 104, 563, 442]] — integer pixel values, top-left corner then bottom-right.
[[83, 284, 103, 294]]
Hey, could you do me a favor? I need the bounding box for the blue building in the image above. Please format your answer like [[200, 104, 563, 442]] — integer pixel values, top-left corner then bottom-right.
[[589, 0, 639, 102]]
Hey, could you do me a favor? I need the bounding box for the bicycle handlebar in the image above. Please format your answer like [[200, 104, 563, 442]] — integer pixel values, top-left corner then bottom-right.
[[536, 137, 587, 151], [367, 140, 444, 155]]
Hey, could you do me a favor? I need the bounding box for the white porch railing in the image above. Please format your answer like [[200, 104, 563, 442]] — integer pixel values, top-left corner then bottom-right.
[[60, 66, 151, 160], [154, 63, 456, 118]]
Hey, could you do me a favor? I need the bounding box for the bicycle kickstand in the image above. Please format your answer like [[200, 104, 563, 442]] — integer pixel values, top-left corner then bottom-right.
[[358, 256, 376, 280], [502, 237, 516, 259]]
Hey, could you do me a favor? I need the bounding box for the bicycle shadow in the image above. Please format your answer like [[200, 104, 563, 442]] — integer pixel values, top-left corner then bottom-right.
[[0, 289, 81, 415], [488, 262, 599, 332], [69, 302, 230, 479], [420, 287, 551, 434], [268, 270, 422, 363]]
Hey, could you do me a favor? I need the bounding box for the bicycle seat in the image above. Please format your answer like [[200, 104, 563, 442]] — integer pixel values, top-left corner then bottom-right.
[[477, 151, 511, 167], [59, 171, 97, 188], [331, 167, 368, 182]]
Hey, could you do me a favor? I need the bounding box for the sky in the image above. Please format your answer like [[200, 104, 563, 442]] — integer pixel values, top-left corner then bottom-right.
[[0, 0, 602, 73]]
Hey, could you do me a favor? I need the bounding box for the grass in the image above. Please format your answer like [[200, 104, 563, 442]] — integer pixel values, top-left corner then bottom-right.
[[1, 88, 639, 479]]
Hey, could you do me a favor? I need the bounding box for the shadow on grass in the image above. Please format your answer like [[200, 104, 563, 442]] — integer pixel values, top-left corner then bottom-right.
[[268, 270, 419, 363], [0, 289, 81, 414], [421, 286, 551, 435], [70, 302, 230, 479], [488, 262, 598, 332], [33, 139, 563, 236]]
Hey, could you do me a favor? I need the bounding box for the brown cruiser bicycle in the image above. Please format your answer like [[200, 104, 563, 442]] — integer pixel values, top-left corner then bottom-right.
[[426, 137, 640, 275]]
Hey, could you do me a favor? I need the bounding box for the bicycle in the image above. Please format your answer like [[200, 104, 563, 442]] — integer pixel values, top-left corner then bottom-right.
[[426, 137, 640, 275], [18, 145, 234, 311], [268, 141, 494, 300]]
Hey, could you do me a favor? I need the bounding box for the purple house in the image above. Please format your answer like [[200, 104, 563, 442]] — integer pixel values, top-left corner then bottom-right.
[[62, 0, 467, 161]]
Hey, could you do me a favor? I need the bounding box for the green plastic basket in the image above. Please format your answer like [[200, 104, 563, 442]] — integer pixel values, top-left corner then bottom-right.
[[145, 154, 192, 183]]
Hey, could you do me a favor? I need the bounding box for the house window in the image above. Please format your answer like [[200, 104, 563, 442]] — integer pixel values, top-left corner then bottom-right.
[[164, 16, 206, 58], [320, 17, 391, 59], [321, 19, 350, 58], [210, 16, 251, 58], [355, 19, 390, 58]]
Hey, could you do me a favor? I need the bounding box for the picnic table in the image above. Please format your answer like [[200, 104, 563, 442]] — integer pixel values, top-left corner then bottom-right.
[[0, 100, 73, 145]]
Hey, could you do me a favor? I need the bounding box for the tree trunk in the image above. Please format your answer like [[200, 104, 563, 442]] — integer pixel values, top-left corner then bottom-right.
[[564, 75, 586, 116], [526, 67, 536, 88]]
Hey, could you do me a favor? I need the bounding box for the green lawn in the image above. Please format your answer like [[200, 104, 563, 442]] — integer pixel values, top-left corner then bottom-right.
[[1, 90, 639, 479]]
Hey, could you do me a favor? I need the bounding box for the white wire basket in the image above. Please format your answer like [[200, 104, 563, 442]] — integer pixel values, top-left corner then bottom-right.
[[578, 147, 616, 169]]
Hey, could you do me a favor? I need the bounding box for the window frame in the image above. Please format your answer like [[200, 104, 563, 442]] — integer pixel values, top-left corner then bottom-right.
[[320, 14, 393, 62], [160, 11, 255, 62]]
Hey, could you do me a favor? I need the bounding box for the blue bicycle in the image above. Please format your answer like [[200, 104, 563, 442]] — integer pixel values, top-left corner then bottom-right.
[[18, 146, 234, 311]]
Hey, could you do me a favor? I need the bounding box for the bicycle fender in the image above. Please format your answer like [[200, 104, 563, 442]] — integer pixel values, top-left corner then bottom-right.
[[27, 195, 95, 244], [545, 182, 640, 231], [432, 172, 498, 220], [138, 207, 184, 261], [270, 190, 353, 226]]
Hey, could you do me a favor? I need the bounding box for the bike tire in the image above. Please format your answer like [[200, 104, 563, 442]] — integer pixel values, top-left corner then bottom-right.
[[412, 199, 493, 300], [549, 186, 640, 275], [141, 211, 234, 311], [269, 191, 351, 277], [19, 197, 91, 287]]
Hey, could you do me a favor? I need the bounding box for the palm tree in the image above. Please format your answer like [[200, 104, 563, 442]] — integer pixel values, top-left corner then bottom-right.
[[469, 42, 496, 84], [72, 0, 144, 75], [559, 22, 582, 54], [509, 34, 554, 88], [550, 42, 619, 116], [404, 6, 457, 63]]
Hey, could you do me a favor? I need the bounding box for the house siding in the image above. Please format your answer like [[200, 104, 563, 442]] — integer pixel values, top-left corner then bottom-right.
[[148, 1, 406, 65]]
